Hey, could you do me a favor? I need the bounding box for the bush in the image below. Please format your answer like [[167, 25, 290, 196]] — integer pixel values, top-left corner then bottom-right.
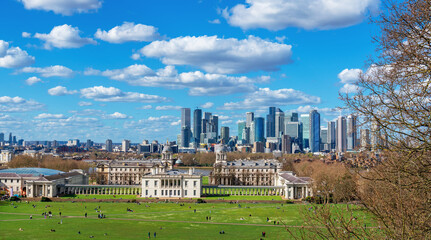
[[285, 200, 294, 204], [41, 197, 52, 202], [195, 198, 206, 203], [9, 196, 20, 202]]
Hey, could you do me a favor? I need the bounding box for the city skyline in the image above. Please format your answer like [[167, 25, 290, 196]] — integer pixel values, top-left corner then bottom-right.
[[0, 0, 378, 142]]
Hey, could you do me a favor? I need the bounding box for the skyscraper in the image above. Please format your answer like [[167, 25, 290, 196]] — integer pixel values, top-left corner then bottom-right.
[[327, 121, 336, 151], [320, 127, 328, 151], [275, 111, 285, 137], [122, 139, 130, 152], [237, 121, 246, 141], [0, 133, 3, 143], [347, 114, 357, 151], [360, 129, 370, 151], [181, 126, 190, 147], [250, 121, 255, 144], [8, 133, 12, 145], [266, 107, 276, 138], [281, 134, 292, 154], [193, 109, 202, 144], [336, 116, 347, 152], [254, 117, 265, 142], [246, 112, 254, 128], [221, 126, 229, 144], [309, 110, 320, 152], [106, 139, 113, 152], [181, 108, 191, 147], [300, 114, 310, 149], [210, 115, 219, 138]]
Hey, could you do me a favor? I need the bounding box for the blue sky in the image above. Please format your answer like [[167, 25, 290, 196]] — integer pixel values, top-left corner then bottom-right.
[[0, 0, 380, 142]]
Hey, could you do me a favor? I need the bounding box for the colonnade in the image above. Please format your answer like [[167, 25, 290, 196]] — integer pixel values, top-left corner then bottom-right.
[[62, 185, 141, 195], [202, 186, 284, 196]]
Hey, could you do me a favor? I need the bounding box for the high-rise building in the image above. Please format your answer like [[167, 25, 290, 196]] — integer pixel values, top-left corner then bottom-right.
[[237, 121, 246, 141], [181, 108, 191, 146], [290, 112, 299, 122], [285, 122, 302, 139], [327, 121, 336, 151], [122, 139, 130, 152], [106, 139, 113, 152], [0, 133, 4, 143], [347, 114, 357, 151], [281, 134, 292, 154], [360, 129, 370, 151], [320, 127, 328, 151], [86, 139, 93, 148], [210, 115, 219, 139], [221, 126, 229, 144], [300, 114, 310, 149], [371, 121, 380, 151], [275, 111, 285, 137], [254, 117, 265, 143], [193, 109, 202, 144], [266, 107, 276, 138], [250, 121, 255, 144], [8, 133, 12, 144], [246, 112, 254, 128], [309, 110, 320, 152], [12, 136, 17, 145], [336, 116, 347, 152], [242, 127, 250, 144], [180, 126, 190, 147]]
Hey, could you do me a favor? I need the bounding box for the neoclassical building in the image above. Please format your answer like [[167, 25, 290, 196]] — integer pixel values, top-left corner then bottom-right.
[[95, 145, 176, 185], [209, 145, 283, 186]]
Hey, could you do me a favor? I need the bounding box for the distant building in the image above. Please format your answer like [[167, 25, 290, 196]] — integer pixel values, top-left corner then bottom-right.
[[300, 114, 310, 149], [347, 115, 357, 151], [193, 108, 202, 144], [0, 150, 13, 164], [281, 135, 291, 154], [309, 110, 320, 153], [106, 139, 113, 152], [122, 139, 130, 152], [336, 116, 347, 152], [221, 126, 229, 144], [67, 139, 80, 147], [254, 117, 265, 143]]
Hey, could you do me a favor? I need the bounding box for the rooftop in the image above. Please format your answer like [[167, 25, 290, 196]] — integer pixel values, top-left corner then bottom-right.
[[0, 168, 64, 177]]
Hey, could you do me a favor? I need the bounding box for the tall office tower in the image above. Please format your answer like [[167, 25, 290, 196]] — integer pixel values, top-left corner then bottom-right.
[[360, 129, 370, 151], [181, 108, 191, 146], [254, 117, 265, 142], [193, 109, 202, 144], [210, 115, 219, 138], [371, 121, 380, 151], [250, 121, 256, 144], [309, 110, 321, 152], [285, 122, 302, 140], [12, 136, 17, 145], [181, 126, 190, 147], [275, 111, 285, 137], [0, 132, 4, 143], [52, 140, 58, 147], [327, 121, 336, 151], [281, 134, 292, 154], [86, 139, 93, 147], [106, 139, 113, 152], [266, 107, 276, 138], [221, 126, 230, 144], [246, 112, 254, 128], [242, 127, 250, 144], [8, 133, 12, 144], [237, 121, 246, 141], [290, 112, 299, 122], [122, 139, 130, 152], [300, 114, 310, 149], [346, 114, 357, 151], [320, 127, 328, 151], [336, 116, 347, 152]]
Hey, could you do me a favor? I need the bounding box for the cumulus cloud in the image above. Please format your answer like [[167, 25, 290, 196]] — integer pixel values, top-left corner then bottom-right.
[[94, 22, 160, 43], [105, 112, 130, 119], [224, 0, 379, 30], [78, 101, 93, 106], [125, 115, 179, 132], [25, 76, 42, 85], [80, 86, 168, 103], [0, 96, 44, 112], [337, 68, 363, 94], [33, 24, 96, 49], [35, 113, 66, 119], [201, 102, 214, 108], [139, 35, 292, 74], [209, 19, 221, 24], [19, 0, 102, 16], [0, 40, 35, 68], [48, 86, 78, 96], [293, 105, 340, 116], [22, 32, 31, 38], [85, 64, 266, 96], [138, 105, 152, 110], [221, 88, 321, 110], [20, 65, 74, 77], [155, 105, 182, 111]]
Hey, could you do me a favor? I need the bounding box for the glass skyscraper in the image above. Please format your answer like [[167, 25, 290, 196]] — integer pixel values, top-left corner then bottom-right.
[[300, 114, 310, 150], [193, 109, 202, 144], [237, 121, 246, 141], [266, 107, 275, 138], [254, 117, 265, 142], [309, 110, 320, 152]]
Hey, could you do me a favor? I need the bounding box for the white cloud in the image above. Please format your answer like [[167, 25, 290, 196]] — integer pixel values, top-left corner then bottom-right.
[[139, 35, 292, 74], [94, 22, 160, 43], [0, 96, 44, 112], [201, 102, 214, 108], [86, 64, 266, 96], [138, 105, 152, 110], [170, 120, 181, 126], [19, 0, 102, 16], [21, 65, 74, 77], [155, 105, 182, 111], [78, 101, 93, 106], [131, 53, 141, 60], [338, 68, 362, 84], [224, 0, 379, 30], [33, 24, 96, 49], [209, 19, 221, 24], [25, 76, 42, 85], [22, 32, 31, 38], [80, 86, 168, 103], [221, 88, 321, 110], [0, 40, 35, 68], [222, 120, 233, 125], [105, 112, 129, 119], [293, 105, 340, 116], [48, 86, 78, 96], [35, 113, 66, 119], [340, 83, 361, 94]]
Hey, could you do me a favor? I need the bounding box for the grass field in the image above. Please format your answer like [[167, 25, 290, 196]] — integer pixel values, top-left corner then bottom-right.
[[0, 200, 304, 239]]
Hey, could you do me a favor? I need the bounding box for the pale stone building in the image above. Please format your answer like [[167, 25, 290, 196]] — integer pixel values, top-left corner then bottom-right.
[[276, 171, 312, 200], [0, 150, 13, 164], [209, 145, 282, 186]]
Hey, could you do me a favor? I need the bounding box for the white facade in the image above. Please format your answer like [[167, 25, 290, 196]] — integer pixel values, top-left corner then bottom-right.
[[141, 168, 202, 198], [0, 150, 13, 164], [122, 140, 130, 152], [276, 171, 312, 200]]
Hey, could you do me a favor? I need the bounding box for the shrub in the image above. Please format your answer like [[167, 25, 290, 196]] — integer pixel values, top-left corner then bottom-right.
[[285, 200, 294, 204], [195, 198, 206, 203], [41, 197, 52, 202], [9, 196, 20, 201]]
